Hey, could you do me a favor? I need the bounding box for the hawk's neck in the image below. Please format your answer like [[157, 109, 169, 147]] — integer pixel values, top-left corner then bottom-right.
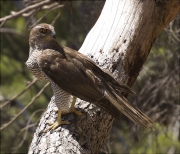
[[30, 38, 66, 57]]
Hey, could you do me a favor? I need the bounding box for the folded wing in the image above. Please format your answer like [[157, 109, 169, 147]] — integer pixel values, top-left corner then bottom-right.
[[37, 47, 154, 129]]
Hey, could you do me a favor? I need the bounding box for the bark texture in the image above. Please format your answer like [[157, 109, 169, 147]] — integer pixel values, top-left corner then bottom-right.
[[28, 0, 180, 153]]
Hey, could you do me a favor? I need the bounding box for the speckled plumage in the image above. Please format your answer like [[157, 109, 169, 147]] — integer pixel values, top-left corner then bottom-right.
[[26, 25, 72, 113], [26, 23, 155, 130], [26, 48, 45, 80]]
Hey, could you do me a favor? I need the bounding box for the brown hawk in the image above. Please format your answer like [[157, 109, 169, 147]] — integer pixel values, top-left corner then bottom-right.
[[26, 23, 154, 131]]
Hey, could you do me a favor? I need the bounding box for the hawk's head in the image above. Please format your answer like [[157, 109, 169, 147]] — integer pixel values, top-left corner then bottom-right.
[[29, 23, 56, 49]]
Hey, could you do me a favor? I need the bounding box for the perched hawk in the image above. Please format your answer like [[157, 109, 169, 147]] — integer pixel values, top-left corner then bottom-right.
[[26, 23, 154, 131]]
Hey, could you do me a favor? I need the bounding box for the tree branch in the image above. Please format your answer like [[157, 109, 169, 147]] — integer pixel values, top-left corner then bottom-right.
[[0, 79, 37, 109], [0, 82, 50, 131], [28, 0, 180, 153], [0, 0, 55, 27]]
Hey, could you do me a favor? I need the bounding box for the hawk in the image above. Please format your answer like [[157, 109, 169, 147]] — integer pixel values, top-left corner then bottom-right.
[[26, 23, 154, 131]]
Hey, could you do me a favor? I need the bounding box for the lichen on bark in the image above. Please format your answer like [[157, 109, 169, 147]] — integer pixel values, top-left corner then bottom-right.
[[28, 0, 180, 153]]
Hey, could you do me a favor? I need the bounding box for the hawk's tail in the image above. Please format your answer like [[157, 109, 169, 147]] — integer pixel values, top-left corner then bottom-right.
[[104, 89, 155, 129]]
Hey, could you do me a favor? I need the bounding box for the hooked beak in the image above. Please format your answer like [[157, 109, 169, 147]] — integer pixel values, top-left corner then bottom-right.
[[52, 32, 56, 39]]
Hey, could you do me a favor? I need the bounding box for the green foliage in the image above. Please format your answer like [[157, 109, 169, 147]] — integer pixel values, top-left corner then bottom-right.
[[129, 124, 180, 154], [1, 1, 179, 153], [1, 1, 98, 153], [108, 17, 180, 153]]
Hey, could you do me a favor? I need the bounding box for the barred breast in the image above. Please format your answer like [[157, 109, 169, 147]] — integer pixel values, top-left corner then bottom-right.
[[51, 82, 73, 112], [26, 49, 46, 80], [26, 48, 72, 111]]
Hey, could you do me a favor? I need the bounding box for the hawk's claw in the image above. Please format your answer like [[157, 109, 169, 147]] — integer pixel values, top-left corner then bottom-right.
[[44, 120, 70, 132], [70, 109, 82, 116], [66, 97, 83, 116], [43, 97, 82, 133]]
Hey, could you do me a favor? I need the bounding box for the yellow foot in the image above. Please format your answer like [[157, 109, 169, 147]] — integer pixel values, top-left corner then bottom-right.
[[43, 109, 70, 132], [68, 108, 82, 116], [53, 108, 82, 116], [43, 120, 70, 132], [63, 96, 82, 116]]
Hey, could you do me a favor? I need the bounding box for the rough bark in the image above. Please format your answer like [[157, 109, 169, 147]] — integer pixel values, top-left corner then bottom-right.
[[28, 0, 180, 153]]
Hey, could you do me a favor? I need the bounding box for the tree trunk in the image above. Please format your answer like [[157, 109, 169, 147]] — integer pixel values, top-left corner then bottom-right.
[[28, 0, 180, 153]]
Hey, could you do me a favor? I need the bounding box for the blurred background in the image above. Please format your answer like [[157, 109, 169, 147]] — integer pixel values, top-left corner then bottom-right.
[[0, 0, 179, 153]]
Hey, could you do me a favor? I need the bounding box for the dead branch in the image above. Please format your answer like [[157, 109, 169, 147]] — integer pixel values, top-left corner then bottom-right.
[[0, 0, 54, 27], [0, 79, 37, 109], [12, 109, 45, 153], [0, 28, 26, 38], [0, 82, 50, 131]]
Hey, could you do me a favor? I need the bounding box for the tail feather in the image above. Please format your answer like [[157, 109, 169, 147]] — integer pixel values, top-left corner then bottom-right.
[[96, 99, 122, 120], [88, 62, 154, 129], [104, 89, 155, 129]]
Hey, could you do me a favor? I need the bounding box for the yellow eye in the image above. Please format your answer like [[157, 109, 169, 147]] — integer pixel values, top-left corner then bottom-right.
[[39, 28, 47, 34]]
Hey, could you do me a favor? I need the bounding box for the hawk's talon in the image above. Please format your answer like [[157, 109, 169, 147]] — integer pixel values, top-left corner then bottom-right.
[[70, 108, 82, 116], [61, 108, 82, 116], [43, 120, 70, 132], [43, 109, 70, 133], [74, 110, 82, 116], [69, 97, 82, 116], [43, 97, 82, 133]]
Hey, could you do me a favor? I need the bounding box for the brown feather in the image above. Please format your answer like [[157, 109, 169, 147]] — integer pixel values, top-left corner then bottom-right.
[[32, 23, 154, 129], [37, 47, 154, 129]]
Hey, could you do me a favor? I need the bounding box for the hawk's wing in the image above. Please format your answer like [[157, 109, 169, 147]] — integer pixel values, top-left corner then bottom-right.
[[37, 46, 134, 102], [62, 46, 135, 95], [37, 47, 154, 128], [37, 47, 129, 120], [37, 48, 105, 103]]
